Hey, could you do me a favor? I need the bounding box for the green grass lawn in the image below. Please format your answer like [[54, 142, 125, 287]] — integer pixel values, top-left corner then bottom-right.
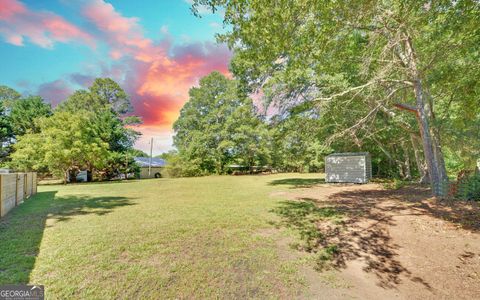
[[0, 174, 326, 299]]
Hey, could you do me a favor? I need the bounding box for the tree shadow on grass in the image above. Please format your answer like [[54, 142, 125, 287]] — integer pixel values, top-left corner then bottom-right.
[[0, 191, 135, 284], [270, 199, 342, 254], [269, 178, 325, 188], [270, 186, 436, 290]]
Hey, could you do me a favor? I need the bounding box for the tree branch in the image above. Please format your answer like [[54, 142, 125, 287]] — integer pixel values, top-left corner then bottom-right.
[[394, 102, 417, 113]]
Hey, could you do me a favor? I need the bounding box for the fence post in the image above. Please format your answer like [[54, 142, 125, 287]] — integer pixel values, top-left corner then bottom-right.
[[33, 173, 37, 195], [0, 175, 2, 217], [15, 174, 18, 206], [24, 174, 27, 200]]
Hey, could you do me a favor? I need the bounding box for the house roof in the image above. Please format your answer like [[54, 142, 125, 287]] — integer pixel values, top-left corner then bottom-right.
[[133, 157, 167, 167]]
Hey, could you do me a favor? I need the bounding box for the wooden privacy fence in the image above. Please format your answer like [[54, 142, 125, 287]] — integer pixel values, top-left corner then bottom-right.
[[0, 172, 37, 218]]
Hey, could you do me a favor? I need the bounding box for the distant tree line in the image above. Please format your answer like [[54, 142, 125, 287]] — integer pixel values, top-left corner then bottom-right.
[[170, 71, 473, 182], [0, 79, 142, 183]]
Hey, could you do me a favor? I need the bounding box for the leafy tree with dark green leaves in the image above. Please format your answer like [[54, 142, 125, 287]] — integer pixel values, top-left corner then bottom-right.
[[0, 86, 19, 163], [0, 102, 13, 164], [0, 87, 52, 164], [157, 150, 177, 160], [9, 96, 52, 135], [56, 78, 142, 180], [269, 109, 329, 173], [0, 85, 21, 110], [90, 78, 132, 115], [191, 0, 480, 195], [11, 111, 110, 183], [225, 101, 271, 171], [173, 71, 270, 175], [57, 79, 141, 153], [101, 151, 140, 181]]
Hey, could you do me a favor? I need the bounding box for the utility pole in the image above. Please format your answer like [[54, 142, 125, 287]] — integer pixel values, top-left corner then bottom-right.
[[149, 137, 153, 177]]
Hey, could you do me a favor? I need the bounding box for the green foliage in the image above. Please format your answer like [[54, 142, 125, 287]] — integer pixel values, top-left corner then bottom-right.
[[164, 153, 205, 178], [0, 101, 13, 164], [0, 85, 21, 109], [456, 173, 480, 201], [100, 151, 141, 180], [9, 96, 52, 135], [270, 109, 331, 172], [89, 78, 132, 114], [57, 80, 141, 153], [173, 71, 270, 175], [0, 88, 52, 164], [156, 150, 177, 160], [11, 111, 110, 182]]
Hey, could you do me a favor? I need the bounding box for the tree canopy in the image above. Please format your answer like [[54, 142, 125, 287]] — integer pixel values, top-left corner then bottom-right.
[[9, 96, 52, 136], [9, 78, 142, 182], [173, 71, 270, 174]]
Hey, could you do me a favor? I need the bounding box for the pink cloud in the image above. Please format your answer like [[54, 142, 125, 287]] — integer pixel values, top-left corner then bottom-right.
[[0, 0, 26, 19], [82, 0, 151, 59], [127, 42, 232, 127], [79, 1, 233, 128], [0, 0, 94, 48]]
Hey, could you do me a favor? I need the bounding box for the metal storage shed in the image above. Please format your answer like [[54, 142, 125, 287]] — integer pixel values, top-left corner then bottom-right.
[[325, 152, 372, 184]]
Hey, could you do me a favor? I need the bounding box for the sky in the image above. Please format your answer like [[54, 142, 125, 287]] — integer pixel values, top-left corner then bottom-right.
[[0, 0, 231, 155]]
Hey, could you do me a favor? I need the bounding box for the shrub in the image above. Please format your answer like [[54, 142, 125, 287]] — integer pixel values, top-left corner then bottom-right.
[[456, 173, 480, 201], [164, 155, 204, 177]]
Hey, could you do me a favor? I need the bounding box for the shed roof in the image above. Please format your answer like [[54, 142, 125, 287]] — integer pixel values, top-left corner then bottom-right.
[[134, 157, 167, 167], [326, 152, 370, 157]]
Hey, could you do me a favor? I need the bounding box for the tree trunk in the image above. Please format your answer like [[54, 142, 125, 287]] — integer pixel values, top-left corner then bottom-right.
[[430, 126, 448, 182], [402, 142, 412, 180], [69, 169, 78, 183], [63, 170, 69, 184], [412, 79, 444, 195], [410, 134, 429, 184], [405, 37, 447, 196]]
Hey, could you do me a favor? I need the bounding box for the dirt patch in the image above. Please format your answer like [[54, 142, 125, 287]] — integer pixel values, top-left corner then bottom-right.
[[272, 183, 480, 299]]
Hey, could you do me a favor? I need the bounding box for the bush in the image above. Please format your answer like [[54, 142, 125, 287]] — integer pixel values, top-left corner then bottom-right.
[[456, 173, 480, 201], [164, 155, 204, 177]]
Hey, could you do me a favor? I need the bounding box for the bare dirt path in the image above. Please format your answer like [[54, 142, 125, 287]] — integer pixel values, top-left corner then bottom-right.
[[272, 183, 480, 299]]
